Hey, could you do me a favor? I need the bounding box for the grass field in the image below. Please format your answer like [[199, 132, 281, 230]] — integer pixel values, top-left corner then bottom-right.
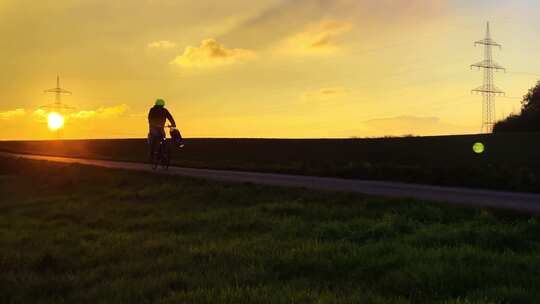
[[0, 133, 539, 193], [2, 157, 540, 303]]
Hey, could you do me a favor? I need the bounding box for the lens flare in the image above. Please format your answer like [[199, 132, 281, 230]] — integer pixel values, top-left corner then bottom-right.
[[473, 142, 485, 154], [47, 112, 64, 130]]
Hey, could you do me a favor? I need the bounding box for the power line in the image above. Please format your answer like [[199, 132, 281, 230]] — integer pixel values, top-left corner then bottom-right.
[[507, 71, 540, 77], [500, 95, 522, 100]]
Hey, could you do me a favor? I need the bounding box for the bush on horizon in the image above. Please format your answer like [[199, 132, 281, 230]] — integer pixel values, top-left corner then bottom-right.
[[494, 81, 540, 132]]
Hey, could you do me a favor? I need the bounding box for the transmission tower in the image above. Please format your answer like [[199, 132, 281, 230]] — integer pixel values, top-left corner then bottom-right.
[[41, 75, 75, 112], [471, 22, 505, 133]]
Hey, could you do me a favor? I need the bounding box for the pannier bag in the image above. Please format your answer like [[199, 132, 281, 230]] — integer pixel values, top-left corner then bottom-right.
[[170, 128, 183, 147]]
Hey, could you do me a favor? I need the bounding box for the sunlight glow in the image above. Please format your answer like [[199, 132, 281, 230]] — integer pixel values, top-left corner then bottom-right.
[[47, 112, 64, 131]]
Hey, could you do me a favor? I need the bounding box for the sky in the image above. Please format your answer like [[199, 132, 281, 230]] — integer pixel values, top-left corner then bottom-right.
[[1, 0, 540, 140]]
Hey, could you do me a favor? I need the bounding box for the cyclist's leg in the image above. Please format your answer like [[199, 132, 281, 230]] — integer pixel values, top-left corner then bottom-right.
[[159, 129, 169, 165], [163, 136, 171, 165], [148, 128, 163, 161], [147, 132, 154, 160]]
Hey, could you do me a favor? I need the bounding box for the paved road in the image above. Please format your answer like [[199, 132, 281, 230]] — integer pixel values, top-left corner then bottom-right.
[[2, 151, 540, 213]]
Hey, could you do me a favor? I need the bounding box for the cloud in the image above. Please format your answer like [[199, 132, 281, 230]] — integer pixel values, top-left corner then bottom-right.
[[277, 20, 352, 55], [221, 0, 448, 50], [70, 104, 130, 119], [0, 108, 25, 120], [304, 86, 348, 98], [25, 105, 130, 121], [147, 40, 176, 49], [360, 115, 474, 136], [28, 109, 47, 122], [171, 39, 256, 68]]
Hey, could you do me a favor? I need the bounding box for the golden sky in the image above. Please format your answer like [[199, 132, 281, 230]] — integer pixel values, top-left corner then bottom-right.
[[1, 0, 539, 139]]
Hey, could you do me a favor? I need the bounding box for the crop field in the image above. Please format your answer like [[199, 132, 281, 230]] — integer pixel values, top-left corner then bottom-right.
[[1, 157, 540, 303], [1, 132, 539, 192]]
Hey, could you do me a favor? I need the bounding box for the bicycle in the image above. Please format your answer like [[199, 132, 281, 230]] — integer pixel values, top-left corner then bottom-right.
[[149, 125, 175, 170]]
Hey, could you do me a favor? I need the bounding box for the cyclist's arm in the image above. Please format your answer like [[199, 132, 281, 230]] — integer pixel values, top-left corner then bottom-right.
[[166, 109, 176, 128]]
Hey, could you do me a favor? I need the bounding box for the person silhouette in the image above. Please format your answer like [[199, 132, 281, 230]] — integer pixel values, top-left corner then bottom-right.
[[147, 99, 182, 158]]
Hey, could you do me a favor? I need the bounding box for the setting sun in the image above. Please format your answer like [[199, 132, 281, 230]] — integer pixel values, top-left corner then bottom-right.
[[47, 112, 64, 131]]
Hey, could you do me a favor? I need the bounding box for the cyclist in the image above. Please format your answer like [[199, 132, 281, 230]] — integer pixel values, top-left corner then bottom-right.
[[148, 99, 177, 158]]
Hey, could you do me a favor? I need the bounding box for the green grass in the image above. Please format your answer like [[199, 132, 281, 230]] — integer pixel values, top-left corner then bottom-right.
[[1, 132, 539, 192], [1, 157, 540, 303]]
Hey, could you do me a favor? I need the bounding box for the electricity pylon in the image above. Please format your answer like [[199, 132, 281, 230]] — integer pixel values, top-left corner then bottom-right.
[[41, 75, 75, 112], [471, 22, 505, 133]]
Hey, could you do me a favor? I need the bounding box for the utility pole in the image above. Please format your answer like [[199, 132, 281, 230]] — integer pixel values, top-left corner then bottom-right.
[[42, 75, 74, 112], [471, 22, 505, 133]]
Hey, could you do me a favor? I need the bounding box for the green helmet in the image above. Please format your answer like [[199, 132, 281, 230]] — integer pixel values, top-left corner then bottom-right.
[[155, 99, 166, 107]]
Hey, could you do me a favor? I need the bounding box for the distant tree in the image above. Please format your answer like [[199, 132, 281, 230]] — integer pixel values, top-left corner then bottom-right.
[[493, 81, 540, 132]]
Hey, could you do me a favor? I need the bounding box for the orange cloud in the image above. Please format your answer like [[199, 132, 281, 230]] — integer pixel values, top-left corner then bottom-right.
[[147, 40, 176, 49], [0, 109, 25, 120], [304, 86, 349, 99], [171, 39, 256, 68], [31, 109, 47, 118], [361, 115, 474, 136], [70, 104, 130, 119], [277, 20, 352, 55]]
